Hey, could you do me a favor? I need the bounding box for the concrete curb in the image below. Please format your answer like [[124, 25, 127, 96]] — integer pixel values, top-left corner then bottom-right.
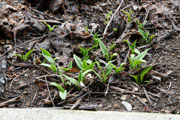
[[0, 108, 179, 120]]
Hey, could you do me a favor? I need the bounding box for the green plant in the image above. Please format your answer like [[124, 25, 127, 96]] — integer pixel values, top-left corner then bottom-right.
[[44, 22, 57, 32], [14, 49, 34, 61], [123, 40, 140, 54], [136, 20, 147, 30], [105, 11, 112, 25], [98, 39, 117, 62], [93, 33, 101, 48], [40, 48, 58, 73], [136, 20, 156, 43], [130, 66, 152, 84], [73, 54, 96, 71], [94, 61, 114, 83], [122, 9, 132, 22], [79, 45, 96, 60], [50, 82, 67, 100], [110, 62, 125, 74], [129, 49, 149, 70]]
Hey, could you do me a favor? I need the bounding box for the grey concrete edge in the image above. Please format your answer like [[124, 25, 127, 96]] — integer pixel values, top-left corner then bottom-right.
[[0, 108, 179, 120]]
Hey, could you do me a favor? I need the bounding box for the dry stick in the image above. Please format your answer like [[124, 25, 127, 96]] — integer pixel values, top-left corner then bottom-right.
[[103, 0, 124, 39], [136, 96, 148, 107], [123, 49, 130, 64], [143, 87, 154, 107], [0, 96, 20, 107], [45, 76, 55, 107], [9, 69, 29, 89], [105, 76, 113, 96], [70, 92, 89, 110], [30, 90, 37, 107]]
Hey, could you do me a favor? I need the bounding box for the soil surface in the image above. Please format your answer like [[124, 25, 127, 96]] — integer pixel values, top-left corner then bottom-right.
[[0, 0, 180, 114]]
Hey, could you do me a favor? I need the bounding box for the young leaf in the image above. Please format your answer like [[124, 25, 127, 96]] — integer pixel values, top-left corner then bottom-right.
[[42, 55, 55, 65], [135, 49, 149, 61], [59, 90, 67, 100], [130, 75, 140, 85], [98, 39, 108, 57], [138, 29, 148, 41], [24, 49, 34, 61], [40, 63, 52, 68], [50, 82, 64, 92], [63, 74, 79, 87], [73, 54, 83, 70], [50, 64, 57, 73], [68, 61, 73, 69], [140, 66, 152, 82], [41, 48, 52, 57]]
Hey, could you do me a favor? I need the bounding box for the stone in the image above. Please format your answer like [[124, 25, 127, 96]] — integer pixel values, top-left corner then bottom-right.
[[121, 101, 132, 111]]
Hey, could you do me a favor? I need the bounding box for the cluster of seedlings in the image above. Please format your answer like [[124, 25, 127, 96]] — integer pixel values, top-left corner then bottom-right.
[[14, 9, 156, 100]]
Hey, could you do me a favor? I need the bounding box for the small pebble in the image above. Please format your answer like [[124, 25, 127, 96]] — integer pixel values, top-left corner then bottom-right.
[[113, 104, 120, 109], [142, 98, 148, 103], [133, 87, 139, 92], [120, 95, 128, 101]]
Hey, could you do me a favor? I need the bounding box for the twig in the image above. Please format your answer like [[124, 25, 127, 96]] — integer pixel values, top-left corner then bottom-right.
[[105, 76, 113, 96], [30, 90, 37, 107], [103, 0, 124, 39], [110, 86, 143, 95], [136, 96, 148, 107], [70, 92, 89, 110], [45, 76, 55, 107], [124, 49, 130, 64], [0, 96, 20, 107], [9, 69, 29, 89], [143, 87, 154, 107]]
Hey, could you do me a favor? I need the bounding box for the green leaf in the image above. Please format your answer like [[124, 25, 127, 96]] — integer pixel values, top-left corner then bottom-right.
[[93, 33, 99, 47], [110, 53, 118, 60], [130, 75, 140, 85], [135, 49, 149, 61], [68, 61, 72, 69], [95, 60, 102, 70], [98, 39, 108, 57], [41, 48, 52, 57], [134, 48, 140, 54], [82, 60, 88, 70], [139, 29, 148, 41], [73, 54, 82, 70], [50, 64, 57, 73], [93, 70, 103, 81], [140, 66, 152, 83], [63, 74, 79, 87], [81, 69, 93, 82], [113, 28, 118, 31], [123, 40, 131, 50], [87, 62, 95, 70], [50, 82, 64, 92], [149, 34, 156, 42], [42, 54, 55, 65], [59, 90, 67, 100], [40, 63, 52, 68], [24, 49, 34, 61], [142, 20, 147, 27]]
